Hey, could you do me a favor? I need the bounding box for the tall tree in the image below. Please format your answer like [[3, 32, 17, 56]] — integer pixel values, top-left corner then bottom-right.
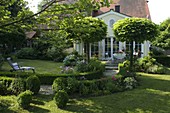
[[0, 0, 34, 55], [113, 18, 159, 72], [62, 17, 107, 62], [152, 18, 170, 49]]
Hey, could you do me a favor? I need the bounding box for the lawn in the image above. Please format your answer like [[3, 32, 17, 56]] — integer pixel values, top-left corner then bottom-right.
[[1, 59, 63, 74], [1, 73, 170, 113]]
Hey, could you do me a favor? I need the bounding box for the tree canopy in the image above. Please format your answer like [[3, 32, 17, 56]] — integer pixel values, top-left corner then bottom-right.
[[0, 0, 35, 54], [63, 17, 107, 43], [62, 17, 107, 61], [152, 18, 170, 49], [113, 18, 159, 43], [113, 18, 159, 71]]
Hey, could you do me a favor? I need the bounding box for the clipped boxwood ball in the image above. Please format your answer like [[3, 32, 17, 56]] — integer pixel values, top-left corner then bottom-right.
[[54, 90, 69, 108], [26, 75, 40, 95]]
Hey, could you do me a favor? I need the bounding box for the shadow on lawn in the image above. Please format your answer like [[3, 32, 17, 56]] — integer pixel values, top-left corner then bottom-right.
[[138, 74, 170, 92], [64, 75, 170, 113], [27, 105, 50, 113]]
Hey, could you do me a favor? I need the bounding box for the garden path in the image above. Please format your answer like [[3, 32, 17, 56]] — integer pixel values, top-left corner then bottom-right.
[[39, 69, 118, 95], [39, 85, 53, 95]]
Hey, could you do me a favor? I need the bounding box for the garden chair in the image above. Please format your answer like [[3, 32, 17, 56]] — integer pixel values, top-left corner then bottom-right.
[[7, 57, 35, 73]]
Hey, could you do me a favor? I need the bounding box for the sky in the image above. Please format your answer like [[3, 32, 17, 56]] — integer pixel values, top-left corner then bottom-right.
[[25, 0, 170, 24]]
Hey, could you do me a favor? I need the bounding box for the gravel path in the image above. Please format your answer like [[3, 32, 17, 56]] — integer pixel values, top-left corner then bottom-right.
[[39, 70, 118, 95], [39, 85, 53, 95]]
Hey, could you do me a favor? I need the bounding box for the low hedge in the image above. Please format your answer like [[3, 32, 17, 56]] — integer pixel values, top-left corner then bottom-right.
[[0, 77, 14, 87], [0, 70, 103, 85], [153, 56, 170, 67]]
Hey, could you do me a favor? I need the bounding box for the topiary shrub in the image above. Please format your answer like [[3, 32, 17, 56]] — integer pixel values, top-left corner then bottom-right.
[[10, 78, 26, 95], [78, 82, 89, 96], [52, 77, 66, 93], [66, 77, 78, 94], [17, 90, 33, 108], [26, 75, 40, 95], [54, 90, 69, 108]]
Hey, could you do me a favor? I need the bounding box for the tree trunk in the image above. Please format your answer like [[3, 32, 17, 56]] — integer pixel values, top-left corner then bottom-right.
[[85, 43, 90, 63], [129, 41, 134, 72]]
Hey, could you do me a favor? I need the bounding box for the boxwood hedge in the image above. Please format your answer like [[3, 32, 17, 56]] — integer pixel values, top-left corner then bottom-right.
[[0, 70, 103, 85]]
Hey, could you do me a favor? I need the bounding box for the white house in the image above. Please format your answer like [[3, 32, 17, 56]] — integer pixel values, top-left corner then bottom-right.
[[74, 0, 151, 60]]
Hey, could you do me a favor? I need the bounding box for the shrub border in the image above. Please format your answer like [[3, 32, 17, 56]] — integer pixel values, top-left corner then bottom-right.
[[153, 56, 170, 67], [0, 70, 103, 85]]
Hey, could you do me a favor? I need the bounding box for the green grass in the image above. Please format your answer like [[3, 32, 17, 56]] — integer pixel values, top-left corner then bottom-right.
[[1, 59, 63, 74], [1, 73, 170, 113]]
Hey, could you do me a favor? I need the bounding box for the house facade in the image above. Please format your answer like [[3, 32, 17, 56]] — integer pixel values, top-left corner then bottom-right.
[[74, 0, 151, 60]]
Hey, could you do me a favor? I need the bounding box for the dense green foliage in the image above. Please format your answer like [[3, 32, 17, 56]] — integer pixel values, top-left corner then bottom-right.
[[1, 73, 170, 112], [54, 90, 69, 108], [75, 58, 105, 72], [0, 81, 8, 95], [64, 17, 107, 61], [0, 55, 4, 70], [113, 18, 158, 42], [136, 56, 168, 74], [26, 75, 40, 95], [153, 56, 170, 67], [0, 0, 34, 55], [52, 77, 67, 93], [66, 77, 78, 94], [16, 30, 69, 61], [0, 70, 103, 85], [152, 18, 170, 49], [10, 78, 26, 95], [51, 75, 138, 98], [119, 56, 168, 74], [16, 47, 36, 59], [113, 18, 159, 71], [63, 51, 83, 66], [17, 90, 33, 108], [0, 77, 14, 95]]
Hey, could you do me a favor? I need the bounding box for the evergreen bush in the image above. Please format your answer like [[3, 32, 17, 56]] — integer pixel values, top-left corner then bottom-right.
[[0, 81, 7, 95], [78, 82, 89, 96], [17, 90, 33, 108], [66, 77, 78, 94], [52, 77, 66, 93], [10, 78, 26, 95], [16, 47, 36, 59], [54, 90, 69, 108], [26, 75, 40, 95]]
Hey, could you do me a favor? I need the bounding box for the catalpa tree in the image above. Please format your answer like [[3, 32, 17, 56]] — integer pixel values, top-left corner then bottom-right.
[[113, 18, 159, 71], [62, 17, 107, 62]]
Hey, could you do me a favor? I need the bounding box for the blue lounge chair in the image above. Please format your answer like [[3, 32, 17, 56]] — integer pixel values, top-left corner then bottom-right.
[[7, 57, 35, 73]]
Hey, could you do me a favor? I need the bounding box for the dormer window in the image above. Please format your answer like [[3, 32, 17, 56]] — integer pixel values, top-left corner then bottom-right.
[[109, 19, 115, 28]]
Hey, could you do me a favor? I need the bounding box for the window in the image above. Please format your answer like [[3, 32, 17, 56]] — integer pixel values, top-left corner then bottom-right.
[[105, 38, 111, 57], [109, 19, 115, 28], [91, 42, 99, 57]]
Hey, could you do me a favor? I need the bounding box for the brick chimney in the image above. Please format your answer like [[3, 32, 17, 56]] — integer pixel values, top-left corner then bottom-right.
[[115, 5, 120, 13]]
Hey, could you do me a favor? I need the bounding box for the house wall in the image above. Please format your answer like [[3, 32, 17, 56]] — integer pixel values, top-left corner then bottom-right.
[[74, 10, 150, 60], [96, 10, 129, 37]]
